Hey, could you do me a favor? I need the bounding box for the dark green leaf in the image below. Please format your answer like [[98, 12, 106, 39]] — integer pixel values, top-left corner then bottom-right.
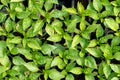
[[0, 12, 7, 23], [111, 36, 120, 46]]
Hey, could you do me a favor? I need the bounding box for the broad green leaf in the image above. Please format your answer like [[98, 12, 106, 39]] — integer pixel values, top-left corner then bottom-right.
[[51, 56, 66, 69], [10, 0, 24, 2], [103, 64, 111, 79], [66, 49, 78, 60], [45, 24, 54, 35], [13, 56, 25, 65], [23, 62, 39, 72], [49, 69, 65, 80], [17, 48, 32, 60], [49, 0, 58, 4], [67, 18, 79, 33], [29, 73, 40, 80], [100, 44, 112, 59], [64, 7, 77, 14], [99, 34, 113, 43], [76, 57, 84, 66], [44, 1, 53, 11], [33, 52, 52, 65], [66, 62, 76, 72], [23, 17, 32, 31], [53, 44, 65, 54], [71, 35, 80, 48], [77, 2, 84, 13], [7, 37, 22, 44], [0, 66, 7, 74], [47, 34, 62, 42], [114, 52, 120, 61], [85, 74, 95, 80], [93, 0, 103, 12], [69, 67, 82, 75], [111, 36, 120, 46], [110, 64, 120, 73], [111, 77, 119, 80], [27, 38, 41, 50], [105, 18, 119, 31], [41, 44, 56, 55], [7, 69, 19, 76], [16, 10, 31, 19], [0, 12, 7, 23], [96, 25, 104, 38], [86, 47, 102, 58], [5, 18, 13, 32], [88, 39, 97, 47], [66, 74, 74, 80], [33, 20, 44, 33], [51, 20, 62, 28], [114, 7, 120, 16], [85, 56, 97, 69], [0, 55, 11, 68]]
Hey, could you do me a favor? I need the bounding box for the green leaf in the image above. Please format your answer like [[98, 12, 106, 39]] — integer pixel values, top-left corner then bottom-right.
[[69, 67, 82, 75], [110, 64, 120, 73], [10, 0, 24, 2], [88, 39, 97, 47], [47, 34, 62, 42], [0, 12, 7, 23], [93, 0, 103, 12], [33, 20, 44, 33], [67, 18, 79, 33], [0, 66, 7, 74], [85, 56, 97, 69], [52, 44, 65, 54], [45, 24, 54, 35], [96, 25, 104, 38], [5, 18, 13, 32], [27, 38, 41, 50], [13, 56, 25, 65], [29, 73, 40, 80], [103, 64, 111, 79], [66, 49, 78, 60], [64, 7, 77, 14], [49, 69, 65, 80], [85, 74, 95, 80], [41, 44, 56, 55], [76, 57, 84, 66], [66, 74, 74, 80], [7, 37, 22, 44], [49, 0, 58, 4], [99, 34, 113, 43], [23, 62, 39, 72], [100, 44, 112, 59], [114, 52, 120, 61], [51, 56, 66, 69], [23, 17, 32, 31], [105, 18, 119, 31], [111, 36, 120, 46], [71, 35, 80, 48], [44, 1, 53, 11], [77, 2, 84, 13], [86, 47, 102, 58], [66, 62, 76, 72], [114, 7, 120, 16]]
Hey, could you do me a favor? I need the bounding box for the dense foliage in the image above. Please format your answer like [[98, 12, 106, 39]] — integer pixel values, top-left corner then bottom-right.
[[0, 0, 120, 80]]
